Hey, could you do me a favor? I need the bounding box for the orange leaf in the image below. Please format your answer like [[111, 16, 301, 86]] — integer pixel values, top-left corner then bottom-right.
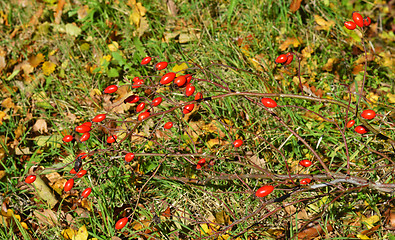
[[279, 37, 302, 51], [289, 0, 302, 13]]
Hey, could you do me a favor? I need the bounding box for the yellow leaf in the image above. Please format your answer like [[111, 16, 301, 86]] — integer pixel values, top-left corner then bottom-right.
[[130, 8, 141, 26], [314, 15, 335, 31], [279, 37, 302, 51], [362, 215, 380, 229], [101, 55, 112, 65], [108, 41, 119, 52], [74, 225, 89, 240], [301, 45, 314, 59], [388, 93, 395, 103], [356, 234, 370, 239], [0, 111, 7, 125], [200, 223, 220, 236], [62, 228, 77, 240], [171, 62, 189, 76], [42, 61, 56, 75]]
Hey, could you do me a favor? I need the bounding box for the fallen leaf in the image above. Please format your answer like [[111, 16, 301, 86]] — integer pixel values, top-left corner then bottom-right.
[[65, 23, 82, 37], [33, 209, 59, 226], [279, 37, 302, 51], [167, 0, 178, 16], [301, 45, 314, 59], [172, 62, 189, 75], [42, 61, 56, 75], [54, 0, 66, 24], [361, 215, 380, 229], [179, 33, 198, 43], [389, 93, 395, 104], [322, 58, 338, 72], [29, 53, 45, 68], [31, 175, 58, 208], [78, 5, 89, 20], [108, 41, 119, 52], [314, 15, 335, 31], [297, 223, 333, 239], [289, 0, 302, 13], [32, 119, 48, 133]]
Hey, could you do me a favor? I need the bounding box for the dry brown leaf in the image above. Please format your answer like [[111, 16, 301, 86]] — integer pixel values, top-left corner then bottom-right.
[[167, 0, 178, 16], [31, 175, 59, 208], [179, 33, 198, 43], [355, 53, 375, 65], [314, 15, 335, 31], [389, 210, 395, 228], [289, 0, 302, 13], [297, 223, 333, 239], [33, 209, 59, 226], [29, 53, 45, 68], [78, 5, 89, 20], [14, 61, 34, 76], [32, 119, 48, 133], [279, 37, 302, 51]]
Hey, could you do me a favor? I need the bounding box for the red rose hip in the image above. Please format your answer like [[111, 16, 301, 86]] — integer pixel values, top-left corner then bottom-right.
[[64, 179, 74, 192], [81, 188, 92, 198], [344, 21, 357, 30], [63, 135, 73, 142], [104, 85, 118, 94], [352, 12, 364, 27], [299, 159, 312, 167], [355, 125, 368, 134], [125, 153, 135, 162], [361, 109, 376, 120], [233, 139, 243, 148], [115, 217, 128, 230], [261, 98, 277, 108], [25, 175, 36, 184], [255, 185, 274, 197], [92, 114, 106, 122]]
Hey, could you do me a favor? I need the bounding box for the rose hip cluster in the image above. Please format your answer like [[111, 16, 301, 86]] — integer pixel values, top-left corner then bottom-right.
[[344, 11, 371, 30]]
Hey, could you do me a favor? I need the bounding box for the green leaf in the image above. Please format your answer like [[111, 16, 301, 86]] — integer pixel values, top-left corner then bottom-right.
[[108, 68, 119, 78], [111, 51, 126, 66]]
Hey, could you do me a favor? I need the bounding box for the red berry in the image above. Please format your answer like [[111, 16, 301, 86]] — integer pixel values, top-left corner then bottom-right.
[[152, 97, 162, 106], [136, 102, 146, 113], [185, 74, 193, 83], [284, 53, 293, 66], [195, 92, 203, 101], [160, 72, 176, 85], [174, 75, 187, 87], [70, 168, 77, 174], [76, 169, 87, 178], [299, 159, 312, 167], [80, 132, 90, 142], [104, 85, 118, 94], [196, 164, 203, 170], [92, 114, 106, 123], [233, 139, 243, 148], [275, 54, 287, 64], [355, 125, 368, 134], [132, 79, 144, 89], [352, 12, 364, 27], [185, 84, 195, 96], [81, 188, 92, 198], [77, 152, 88, 159], [155, 62, 168, 71], [25, 175, 36, 184], [64, 179, 74, 192], [82, 122, 92, 128], [197, 158, 206, 165], [125, 153, 135, 162], [124, 95, 140, 104], [361, 109, 376, 120], [363, 17, 371, 26], [261, 98, 277, 108], [164, 122, 173, 129], [183, 104, 194, 114], [63, 135, 73, 142], [255, 185, 274, 197], [141, 57, 151, 65], [344, 21, 357, 30], [75, 125, 91, 133], [300, 178, 311, 185], [107, 135, 117, 143], [115, 217, 128, 230], [138, 111, 150, 121], [346, 120, 356, 128], [133, 77, 140, 82]]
